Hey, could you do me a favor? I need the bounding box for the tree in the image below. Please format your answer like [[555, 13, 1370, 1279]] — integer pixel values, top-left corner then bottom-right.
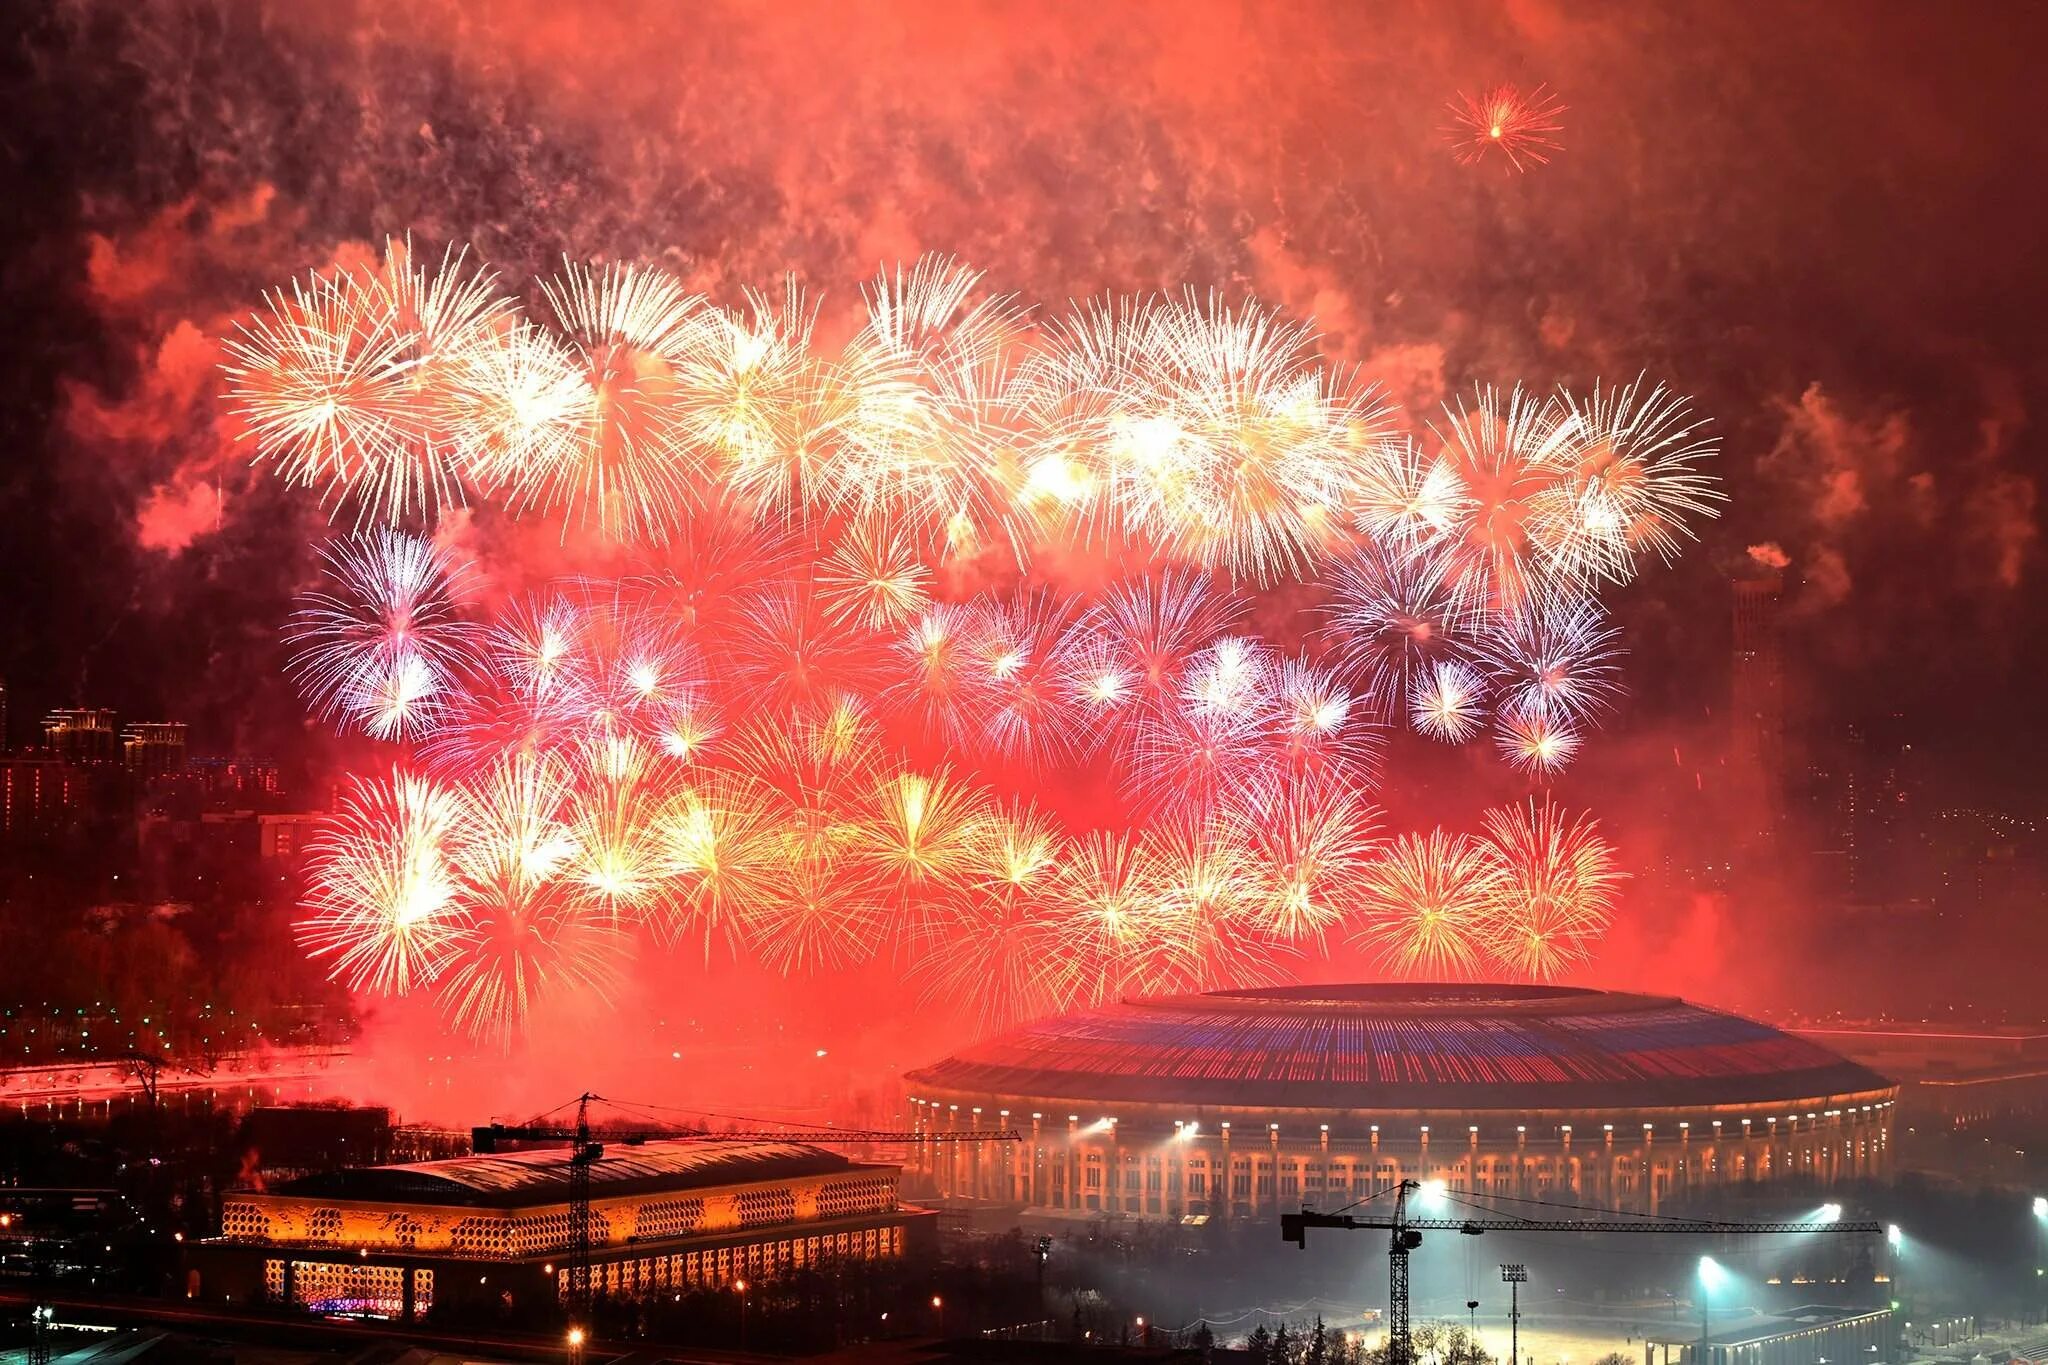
[[1192, 1321, 1215, 1353], [1273, 1321, 1296, 1365], [1308, 1316, 1330, 1365], [1594, 1354, 1634, 1365], [1249, 1323, 1275, 1365]]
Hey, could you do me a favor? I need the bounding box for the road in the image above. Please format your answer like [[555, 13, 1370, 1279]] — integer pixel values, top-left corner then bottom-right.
[[0, 1286, 783, 1364]]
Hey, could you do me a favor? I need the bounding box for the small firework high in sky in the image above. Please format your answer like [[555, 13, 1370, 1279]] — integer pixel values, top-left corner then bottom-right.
[[1446, 83, 1567, 171]]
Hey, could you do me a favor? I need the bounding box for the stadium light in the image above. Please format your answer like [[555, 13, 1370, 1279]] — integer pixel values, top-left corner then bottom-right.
[[2034, 1196, 2047, 1219], [1698, 1256, 1728, 1289], [1886, 1224, 1903, 1249], [1420, 1178, 1449, 1205]]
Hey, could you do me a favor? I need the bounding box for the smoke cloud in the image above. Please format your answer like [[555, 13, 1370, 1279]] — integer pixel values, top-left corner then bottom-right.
[[6, 0, 2045, 1106]]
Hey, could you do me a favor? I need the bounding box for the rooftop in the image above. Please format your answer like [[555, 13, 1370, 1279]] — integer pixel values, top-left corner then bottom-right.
[[906, 984, 1895, 1113], [276, 1139, 864, 1209]]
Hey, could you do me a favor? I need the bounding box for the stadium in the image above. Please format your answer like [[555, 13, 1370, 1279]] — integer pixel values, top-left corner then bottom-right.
[[903, 984, 1897, 1219]]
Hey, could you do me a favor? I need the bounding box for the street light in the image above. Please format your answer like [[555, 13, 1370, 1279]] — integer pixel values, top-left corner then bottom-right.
[[736, 1278, 749, 1349], [1699, 1257, 1728, 1365], [1503, 1263, 1528, 1365]]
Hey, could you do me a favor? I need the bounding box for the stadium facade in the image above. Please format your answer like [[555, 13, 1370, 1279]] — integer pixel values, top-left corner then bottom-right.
[[192, 1139, 931, 1322], [902, 985, 1896, 1219]]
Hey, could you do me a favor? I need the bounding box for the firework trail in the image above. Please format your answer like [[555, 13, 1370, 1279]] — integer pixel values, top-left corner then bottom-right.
[[237, 245, 1722, 1043]]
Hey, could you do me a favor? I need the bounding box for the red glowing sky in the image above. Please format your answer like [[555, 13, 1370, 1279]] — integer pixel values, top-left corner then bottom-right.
[[4, 0, 2046, 1119]]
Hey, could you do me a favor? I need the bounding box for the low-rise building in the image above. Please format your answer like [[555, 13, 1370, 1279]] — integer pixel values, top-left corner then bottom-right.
[[191, 1138, 934, 1323]]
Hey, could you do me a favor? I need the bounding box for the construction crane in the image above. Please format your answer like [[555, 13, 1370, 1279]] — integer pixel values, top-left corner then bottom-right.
[[1283, 1179, 1884, 1365], [473, 1093, 1020, 1337]]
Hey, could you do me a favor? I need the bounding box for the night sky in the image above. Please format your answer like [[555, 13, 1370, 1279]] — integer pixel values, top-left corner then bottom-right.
[[1, 1, 2043, 1051]]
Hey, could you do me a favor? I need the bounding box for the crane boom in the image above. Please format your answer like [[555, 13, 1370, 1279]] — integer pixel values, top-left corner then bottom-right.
[[474, 1123, 1019, 1149], [1282, 1180, 1884, 1365], [1285, 1211, 1887, 1238]]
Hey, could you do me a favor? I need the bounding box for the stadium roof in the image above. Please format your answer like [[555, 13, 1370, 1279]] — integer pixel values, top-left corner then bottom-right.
[[904, 984, 1895, 1113], [278, 1139, 862, 1209]]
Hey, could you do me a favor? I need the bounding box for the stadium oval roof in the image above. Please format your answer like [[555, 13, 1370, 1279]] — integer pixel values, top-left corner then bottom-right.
[[280, 1140, 859, 1209], [904, 984, 1894, 1114]]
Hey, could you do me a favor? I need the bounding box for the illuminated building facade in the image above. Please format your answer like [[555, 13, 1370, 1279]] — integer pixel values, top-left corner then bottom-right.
[[905, 985, 1896, 1220], [193, 1139, 933, 1323], [121, 720, 188, 779], [41, 707, 119, 764], [0, 756, 84, 836]]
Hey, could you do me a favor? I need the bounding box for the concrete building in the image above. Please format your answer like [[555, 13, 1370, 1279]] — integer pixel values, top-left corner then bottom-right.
[[192, 1139, 933, 1324]]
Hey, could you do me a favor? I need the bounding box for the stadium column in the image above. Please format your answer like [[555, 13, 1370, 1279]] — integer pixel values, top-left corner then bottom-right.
[[1067, 1115, 1080, 1211], [1030, 1113, 1042, 1206], [970, 1108, 985, 1199], [1110, 1120, 1125, 1214], [1219, 1122, 1232, 1225]]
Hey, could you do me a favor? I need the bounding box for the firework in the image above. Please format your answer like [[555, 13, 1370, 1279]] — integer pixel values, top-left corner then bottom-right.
[[1143, 819, 1283, 992], [848, 256, 1025, 553], [1473, 594, 1623, 726], [888, 603, 988, 746], [1541, 378, 1726, 580], [224, 271, 419, 523], [858, 767, 990, 899], [652, 773, 781, 960], [968, 590, 1084, 766], [1445, 83, 1567, 172], [439, 752, 620, 1045], [1479, 798, 1622, 978], [817, 517, 933, 631], [1494, 710, 1583, 775], [285, 531, 477, 739], [728, 585, 882, 715], [519, 260, 707, 540], [1353, 829, 1502, 976], [564, 734, 677, 921], [1409, 660, 1488, 743], [1352, 436, 1469, 545], [297, 771, 465, 995], [1045, 830, 1158, 1007], [1427, 386, 1582, 613], [234, 252, 1732, 1046], [1225, 778, 1381, 945]]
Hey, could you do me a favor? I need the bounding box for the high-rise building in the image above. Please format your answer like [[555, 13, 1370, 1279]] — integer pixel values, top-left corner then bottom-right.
[[1729, 575, 1785, 856], [0, 757, 85, 837], [121, 721, 189, 779], [41, 708, 120, 764]]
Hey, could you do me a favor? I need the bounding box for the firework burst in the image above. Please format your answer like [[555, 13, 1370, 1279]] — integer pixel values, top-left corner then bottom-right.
[[231, 251, 1729, 1046], [1479, 797, 1622, 978], [297, 771, 465, 995], [1445, 83, 1567, 172], [1353, 829, 1502, 976]]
